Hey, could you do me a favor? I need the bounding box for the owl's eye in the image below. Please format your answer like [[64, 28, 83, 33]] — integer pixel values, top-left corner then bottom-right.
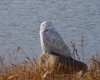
[[45, 30, 48, 32], [42, 24, 45, 26], [48, 24, 50, 26]]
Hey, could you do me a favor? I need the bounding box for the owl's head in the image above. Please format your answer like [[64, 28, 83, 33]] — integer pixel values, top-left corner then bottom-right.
[[40, 21, 54, 32]]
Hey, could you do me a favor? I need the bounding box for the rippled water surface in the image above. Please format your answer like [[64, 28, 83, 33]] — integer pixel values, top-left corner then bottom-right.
[[0, 0, 100, 61]]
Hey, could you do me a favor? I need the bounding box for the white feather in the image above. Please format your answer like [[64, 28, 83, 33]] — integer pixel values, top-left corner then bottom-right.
[[40, 21, 72, 57]]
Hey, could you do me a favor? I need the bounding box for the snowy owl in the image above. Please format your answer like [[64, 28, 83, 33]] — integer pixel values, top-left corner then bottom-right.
[[40, 21, 72, 57]]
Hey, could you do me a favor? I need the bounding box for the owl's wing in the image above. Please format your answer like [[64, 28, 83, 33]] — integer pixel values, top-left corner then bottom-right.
[[44, 29, 71, 57]]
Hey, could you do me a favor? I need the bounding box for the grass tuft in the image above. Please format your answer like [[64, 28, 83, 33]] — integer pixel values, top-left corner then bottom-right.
[[0, 54, 100, 80]]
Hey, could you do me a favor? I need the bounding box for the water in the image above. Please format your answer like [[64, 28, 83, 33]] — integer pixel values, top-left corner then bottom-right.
[[0, 0, 100, 62]]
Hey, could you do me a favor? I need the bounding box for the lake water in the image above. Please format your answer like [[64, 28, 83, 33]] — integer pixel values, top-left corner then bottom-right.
[[0, 0, 100, 62]]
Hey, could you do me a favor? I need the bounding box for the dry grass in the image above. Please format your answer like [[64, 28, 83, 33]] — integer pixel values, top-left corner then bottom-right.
[[0, 54, 100, 80]]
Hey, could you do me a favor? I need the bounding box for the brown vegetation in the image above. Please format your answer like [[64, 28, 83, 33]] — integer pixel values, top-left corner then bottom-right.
[[0, 54, 99, 80], [38, 53, 88, 74]]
